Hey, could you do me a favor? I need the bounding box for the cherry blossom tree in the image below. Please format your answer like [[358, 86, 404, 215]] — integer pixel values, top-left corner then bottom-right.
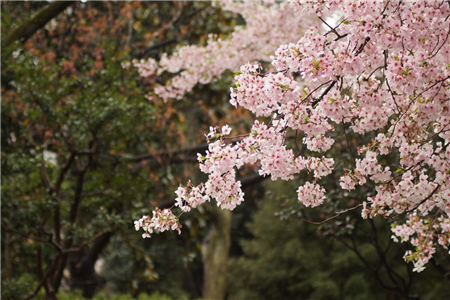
[[135, 0, 450, 273]]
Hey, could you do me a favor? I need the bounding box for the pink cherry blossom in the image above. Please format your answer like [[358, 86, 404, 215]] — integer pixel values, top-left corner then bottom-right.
[[134, 0, 450, 272]]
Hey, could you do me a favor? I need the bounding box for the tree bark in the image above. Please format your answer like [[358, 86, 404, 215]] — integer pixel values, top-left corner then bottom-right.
[[43, 292, 57, 300], [201, 205, 232, 300], [3, 231, 13, 279], [69, 231, 113, 298]]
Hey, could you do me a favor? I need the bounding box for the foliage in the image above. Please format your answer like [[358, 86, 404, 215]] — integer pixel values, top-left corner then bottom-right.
[[1, 1, 239, 299], [227, 180, 450, 300], [99, 232, 205, 299], [57, 290, 190, 300]]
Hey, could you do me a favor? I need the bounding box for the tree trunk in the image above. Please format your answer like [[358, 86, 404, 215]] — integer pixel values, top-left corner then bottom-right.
[[69, 231, 112, 298], [201, 205, 232, 300], [4, 231, 13, 279], [44, 293, 57, 300], [182, 100, 232, 300]]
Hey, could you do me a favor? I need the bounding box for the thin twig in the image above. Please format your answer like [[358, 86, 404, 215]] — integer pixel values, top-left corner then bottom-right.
[[305, 203, 363, 225]]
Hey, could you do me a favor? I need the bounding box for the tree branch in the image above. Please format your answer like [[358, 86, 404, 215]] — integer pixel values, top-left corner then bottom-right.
[[23, 253, 61, 300], [53, 153, 75, 245], [310, 80, 337, 107], [5, 227, 62, 252], [387, 184, 441, 220], [305, 204, 363, 225], [135, 38, 178, 59], [125, 143, 209, 163], [3, 1, 75, 49], [71, 231, 113, 275]]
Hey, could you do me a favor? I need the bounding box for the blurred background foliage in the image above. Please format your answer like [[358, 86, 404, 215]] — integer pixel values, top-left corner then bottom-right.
[[1, 1, 449, 300], [228, 179, 450, 300]]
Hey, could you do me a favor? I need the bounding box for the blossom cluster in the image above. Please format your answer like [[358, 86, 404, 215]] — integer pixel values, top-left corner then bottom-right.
[[135, 0, 450, 271], [134, 208, 181, 238], [134, 1, 319, 101]]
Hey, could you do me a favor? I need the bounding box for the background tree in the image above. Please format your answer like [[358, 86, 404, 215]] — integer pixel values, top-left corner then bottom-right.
[[1, 1, 244, 299], [3, 1, 450, 300]]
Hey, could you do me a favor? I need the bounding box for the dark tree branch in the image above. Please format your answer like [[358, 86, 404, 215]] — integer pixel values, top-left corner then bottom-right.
[[302, 80, 333, 104], [342, 120, 356, 168], [431, 256, 450, 276], [336, 219, 423, 300], [355, 36, 371, 56], [386, 184, 441, 219], [68, 231, 113, 297], [53, 153, 75, 245], [23, 253, 61, 300], [131, 156, 199, 171], [36, 233, 45, 283], [54, 153, 76, 193], [135, 4, 208, 59], [240, 173, 268, 187], [40, 163, 55, 192], [3, 1, 75, 49], [68, 168, 87, 225], [135, 38, 178, 59], [126, 143, 209, 163], [305, 204, 363, 225], [127, 143, 209, 171], [338, 235, 398, 291], [368, 219, 408, 294], [5, 227, 62, 252], [3, 232, 13, 279], [53, 153, 92, 292], [310, 80, 337, 107], [72, 231, 112, 275]]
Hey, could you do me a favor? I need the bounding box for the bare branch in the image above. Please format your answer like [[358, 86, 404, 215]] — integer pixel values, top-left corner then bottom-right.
[[3, 1, 75, 49], [125, 143, 209, 163], [305, 203, 363, 225]]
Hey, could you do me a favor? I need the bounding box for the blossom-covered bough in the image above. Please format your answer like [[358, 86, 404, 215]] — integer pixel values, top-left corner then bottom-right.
[[135, 0, 450, 272]]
